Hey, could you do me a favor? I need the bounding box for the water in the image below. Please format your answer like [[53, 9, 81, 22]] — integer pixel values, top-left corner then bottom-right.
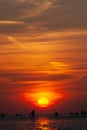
[[0, 116, 87, 130]]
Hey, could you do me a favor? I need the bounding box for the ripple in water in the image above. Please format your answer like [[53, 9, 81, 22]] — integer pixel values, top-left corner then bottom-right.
[[0, 117, 87, 130]]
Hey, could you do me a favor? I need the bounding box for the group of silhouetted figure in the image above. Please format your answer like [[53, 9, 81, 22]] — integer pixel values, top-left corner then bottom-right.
[[54, 110, 87, 118], [80, 110, 87, 117], [28, 110, 87, 119], [0, 109, 87, 120], [0, 109, 36, 120]]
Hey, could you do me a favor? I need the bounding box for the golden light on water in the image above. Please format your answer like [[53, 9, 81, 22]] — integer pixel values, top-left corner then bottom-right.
[[38, 117, 50, 129]]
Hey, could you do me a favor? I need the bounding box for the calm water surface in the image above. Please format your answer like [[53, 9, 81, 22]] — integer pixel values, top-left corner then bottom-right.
[[0, 117, 87, 130]]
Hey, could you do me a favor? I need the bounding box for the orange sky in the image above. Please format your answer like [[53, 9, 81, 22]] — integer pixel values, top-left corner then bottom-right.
[[0, 0, 87, 114]]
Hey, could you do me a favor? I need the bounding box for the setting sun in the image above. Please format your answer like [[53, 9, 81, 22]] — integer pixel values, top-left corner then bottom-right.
[[23, 91, 62, 108], [38, 97, 49, 107]]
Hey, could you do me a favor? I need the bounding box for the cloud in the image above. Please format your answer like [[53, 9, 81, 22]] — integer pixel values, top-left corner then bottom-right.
[[0, 35, 13, 45], [0, 20, 25, 34], [0, 0, 53, 19], [0, 71, 73, 95], [17, 0, 53, 19], [0, 0, 87, 35], [17, 29, 87, 43], [69, 76, 87, 91], [0, 23, 25, 35], [0, 72, 72, 83], [16, 0, 28, 3], [0, 20, 24, 25], [0, 0, 53, 34], [23, 0, 87, 31]]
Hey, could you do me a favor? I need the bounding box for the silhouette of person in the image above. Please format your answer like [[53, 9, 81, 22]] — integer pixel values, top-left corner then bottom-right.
[[31, 109, 35, 120], [54, 112, 58, 118], [84, 111, 86, 117], [80, 110, 84, 117]]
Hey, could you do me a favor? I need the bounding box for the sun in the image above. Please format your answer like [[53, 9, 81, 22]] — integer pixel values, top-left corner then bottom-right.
[[23, 91, 62, 108], [38, 97, 49, 107]]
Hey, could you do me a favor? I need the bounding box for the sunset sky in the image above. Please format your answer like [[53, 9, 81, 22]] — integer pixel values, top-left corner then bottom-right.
[[0, 0, 87, 114]]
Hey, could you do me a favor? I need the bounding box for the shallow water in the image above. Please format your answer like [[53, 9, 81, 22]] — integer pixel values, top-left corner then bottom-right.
[[0, 117, 87, 130]]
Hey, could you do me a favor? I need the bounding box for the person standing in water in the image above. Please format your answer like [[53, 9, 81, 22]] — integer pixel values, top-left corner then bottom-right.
[[30, 109, 35, 120]]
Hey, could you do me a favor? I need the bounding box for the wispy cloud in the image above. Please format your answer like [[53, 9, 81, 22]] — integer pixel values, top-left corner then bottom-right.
[[18, 0, 53, 19], [0, 34, 13, 45], [16, 0, 28, 3], [30, 1, 52, 16], [0, 20, 24, 25], [0, 71, 72, 83]]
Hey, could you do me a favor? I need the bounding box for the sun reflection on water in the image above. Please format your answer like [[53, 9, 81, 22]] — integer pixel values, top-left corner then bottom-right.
[[37, 117, 51, 130]]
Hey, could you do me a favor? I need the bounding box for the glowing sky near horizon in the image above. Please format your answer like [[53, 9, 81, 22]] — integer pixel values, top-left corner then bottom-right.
[[0, 0, 87, 113]]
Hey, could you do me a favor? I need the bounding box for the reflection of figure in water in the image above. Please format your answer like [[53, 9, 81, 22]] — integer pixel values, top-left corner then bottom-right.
[[30, 109, 35, 120]]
